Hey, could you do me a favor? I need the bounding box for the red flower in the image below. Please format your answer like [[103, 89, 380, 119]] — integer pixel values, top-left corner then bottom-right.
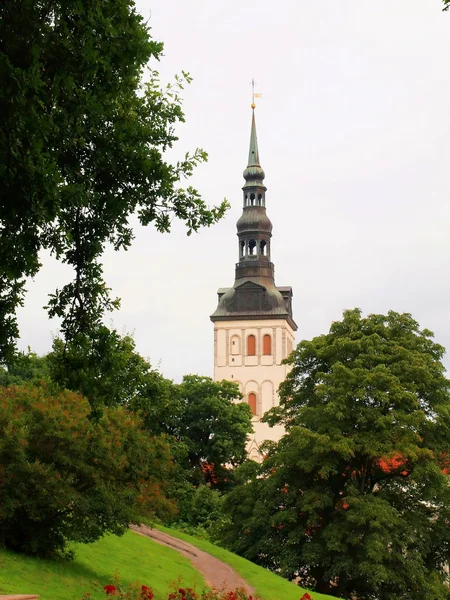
[[141, 585, 154, 600], [300, 594, 313, 600], [104, 585, 118, 596]]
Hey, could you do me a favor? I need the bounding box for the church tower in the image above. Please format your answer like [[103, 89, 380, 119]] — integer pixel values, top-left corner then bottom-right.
[[210, 106, 297, 460]]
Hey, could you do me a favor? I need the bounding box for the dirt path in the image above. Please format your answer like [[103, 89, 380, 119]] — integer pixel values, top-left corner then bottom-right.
[[130, 524, 254, 594]]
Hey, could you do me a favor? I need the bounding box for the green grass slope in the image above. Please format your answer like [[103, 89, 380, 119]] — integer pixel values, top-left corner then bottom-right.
[[0, 530, 206, 600], [156, 525, 337, 600]]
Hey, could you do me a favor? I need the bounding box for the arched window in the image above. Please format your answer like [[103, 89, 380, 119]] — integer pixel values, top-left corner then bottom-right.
[[260, 240, 267, 256], [248, 392, 257, 415], [247, 334, 256, 356], [263, 334, 271, 355], [248, 239, 256, 255]]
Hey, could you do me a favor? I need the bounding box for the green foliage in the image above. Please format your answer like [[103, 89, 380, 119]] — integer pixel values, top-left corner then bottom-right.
[[170, 485, 229, 541], [131, 374, 253, 487], [221, 310, 450, 600], [0, 530, 205, 600], [48, 327, 154, 415], [444, 0, 449, 11], [0, 384, 176, 557], [176, 376, 253, 483], [0, 0, 228, 360], [0, 349, 49, 385]]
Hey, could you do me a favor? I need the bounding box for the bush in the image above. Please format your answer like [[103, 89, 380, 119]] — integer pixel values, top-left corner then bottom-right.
[[82, 578, 258, 600], [168, 484, 230, 541], [0, 384, 176, 557]]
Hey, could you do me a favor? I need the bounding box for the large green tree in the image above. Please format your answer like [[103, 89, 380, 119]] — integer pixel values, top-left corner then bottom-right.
[[0, 0, 227, 362], [0, 383, 176, 557], [134, 374, 253, 487], [48, 327, 154, 415], [48, 331, 253, 485], [221, 310, 450, 600], [176, 375, 253, 484]]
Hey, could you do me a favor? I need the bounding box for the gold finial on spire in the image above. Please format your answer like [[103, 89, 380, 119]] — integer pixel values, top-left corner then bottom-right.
[[251, 78, 262, 109]]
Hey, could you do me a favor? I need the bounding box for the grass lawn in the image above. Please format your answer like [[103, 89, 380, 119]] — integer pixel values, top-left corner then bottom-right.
[[0, 530, 206, 600], [156, 525, 337, 600]]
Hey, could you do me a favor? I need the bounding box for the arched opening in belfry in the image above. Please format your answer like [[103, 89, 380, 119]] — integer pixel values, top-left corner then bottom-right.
[[247, 335, 256, 356], [250, 193, 255, 206], [248, 239, 256, 256], [258, 193, 263, 206], [260, 240, 267, 256], [240, 240, 245, 258], [248, 392, 257, 416], [244, 194, 248, 207], [263, 334, 272, 355]]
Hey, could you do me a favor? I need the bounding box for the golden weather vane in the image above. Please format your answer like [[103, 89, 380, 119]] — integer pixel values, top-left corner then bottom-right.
[[251, 78, 262, 109]]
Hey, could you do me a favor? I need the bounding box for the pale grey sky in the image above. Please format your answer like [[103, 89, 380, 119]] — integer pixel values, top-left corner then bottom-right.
[[17, 1, 450, 380]]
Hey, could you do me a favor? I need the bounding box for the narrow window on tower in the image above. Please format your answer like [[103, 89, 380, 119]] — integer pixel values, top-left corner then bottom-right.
[[258, 194, 263, 205], [248, 239, 256, 255], [247, 334, 256, 356], [263, 334, 272, 355], [231, 335, 241, 355], [260, 240, 267, 256], [248, 392, 257, 415], [240, 241, 245, 258], [250, 193, 255, 206]]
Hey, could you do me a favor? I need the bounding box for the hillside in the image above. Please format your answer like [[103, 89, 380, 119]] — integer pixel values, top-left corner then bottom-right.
[[0, 526, 337, 600], [0, 530, 205, 600], [156, 526, 336, 600]]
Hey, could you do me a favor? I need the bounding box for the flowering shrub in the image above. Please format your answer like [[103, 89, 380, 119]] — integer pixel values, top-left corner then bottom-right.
[[82, 577, 155, 600], [82, 580, 257, 600], [141, 585, 154, 600]]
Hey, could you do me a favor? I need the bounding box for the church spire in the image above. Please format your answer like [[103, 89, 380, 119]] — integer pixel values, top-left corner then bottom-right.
[[210, 101, 297, 332], [243, 108, 266, 191], [247, 109, 260, 167], [235, 105, 273, 283]]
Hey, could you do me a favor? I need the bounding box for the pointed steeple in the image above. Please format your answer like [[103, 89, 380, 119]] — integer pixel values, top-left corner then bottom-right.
[[243, 108, 266, 188], [210, 102, 297, 332], [248, 109, 260, 166]]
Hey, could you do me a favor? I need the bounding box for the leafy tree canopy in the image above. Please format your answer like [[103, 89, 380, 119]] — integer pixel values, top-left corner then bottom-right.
[[48, 330, 253, 487], [176, 375, 253, 483], [0, 383, 176, 558], [48, 327, 155, 415], [0, 0, 227, 362], [221, 309, 450, 600], [0, 349, 49, 386], [134, 374, 253, 488]]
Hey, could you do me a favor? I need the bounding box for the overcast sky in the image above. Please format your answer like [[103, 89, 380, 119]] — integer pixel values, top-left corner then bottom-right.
[[17, 0, 450, 381]]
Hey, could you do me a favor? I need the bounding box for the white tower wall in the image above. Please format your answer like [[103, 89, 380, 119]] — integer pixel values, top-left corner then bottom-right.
[[213, 318, 295, 459]]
